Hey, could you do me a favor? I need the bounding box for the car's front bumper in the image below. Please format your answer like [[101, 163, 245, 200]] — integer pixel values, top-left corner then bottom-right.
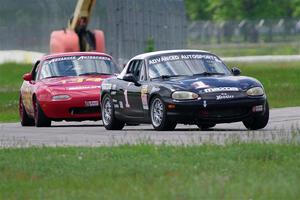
[[39, 94, 101, 121], [163, 96, 267, 124]]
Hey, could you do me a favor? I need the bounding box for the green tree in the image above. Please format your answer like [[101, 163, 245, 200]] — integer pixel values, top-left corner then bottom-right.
[[185, 0, 295, 21], [184, 0, 212, 20], [239, 0, 292, 19], [145, 38, 155, 53], [292, 0, 300, 17]]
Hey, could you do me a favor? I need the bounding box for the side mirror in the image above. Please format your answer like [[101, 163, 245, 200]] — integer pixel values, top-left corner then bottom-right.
[[23, 73, 33, 81], [231, 67, 241, 76], [123, 74, 141, 86]]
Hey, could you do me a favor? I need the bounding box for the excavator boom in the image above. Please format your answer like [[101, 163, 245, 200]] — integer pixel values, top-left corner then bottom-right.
[[68, 0, 96, 30], [50, 0, 105, 53]]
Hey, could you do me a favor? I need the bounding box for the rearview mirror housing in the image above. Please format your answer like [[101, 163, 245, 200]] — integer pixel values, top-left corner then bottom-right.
[[231, 67, 241, 76], [23, 73, 33, 81], [123, 74, 141, 86]]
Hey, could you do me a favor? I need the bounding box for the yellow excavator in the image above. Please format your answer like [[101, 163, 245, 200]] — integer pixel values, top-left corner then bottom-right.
[[50, 0, 105, 53]]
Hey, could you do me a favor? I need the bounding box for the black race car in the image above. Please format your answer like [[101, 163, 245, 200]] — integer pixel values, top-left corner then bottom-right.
[[100, 50, 269, 131]]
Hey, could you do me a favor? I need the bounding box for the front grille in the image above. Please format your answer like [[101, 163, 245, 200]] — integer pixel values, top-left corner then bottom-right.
[[199, 107, 249, 118], [70, 106, 100, 115]]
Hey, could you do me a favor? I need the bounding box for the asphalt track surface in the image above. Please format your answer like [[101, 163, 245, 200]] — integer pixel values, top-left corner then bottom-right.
[[0, 107, 300, 147]]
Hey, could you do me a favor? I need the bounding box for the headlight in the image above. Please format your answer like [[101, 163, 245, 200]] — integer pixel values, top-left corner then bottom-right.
[[172, 91, 199, 100], [52, 94, 71, 101], [246, 87, 264, 96]]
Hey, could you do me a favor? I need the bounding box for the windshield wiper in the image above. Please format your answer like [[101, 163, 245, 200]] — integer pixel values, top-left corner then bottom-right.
[[44, 75, 66, 79], [193, 72, 225, 76], [79, 72, 112, 76], [151, 75, 186, 80]]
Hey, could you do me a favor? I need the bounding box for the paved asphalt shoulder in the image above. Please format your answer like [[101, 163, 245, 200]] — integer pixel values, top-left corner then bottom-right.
[[0, 107, 299, 147]]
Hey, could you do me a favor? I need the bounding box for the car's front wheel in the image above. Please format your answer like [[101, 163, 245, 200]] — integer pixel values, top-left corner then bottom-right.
[[34, 99, 51, 127], [150, 96, 176, 131], [243, 101, 269, 130], [19, 96, 35, 126], [102, 94, 125, 130]]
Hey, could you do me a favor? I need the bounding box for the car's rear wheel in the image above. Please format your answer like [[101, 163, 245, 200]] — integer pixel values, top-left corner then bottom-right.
[[102, 94, 125, 130], [19, 96, 35, 126], [34, 99, 51, 127], [150, 96, 176, 131], [243, 101, 269, 130]]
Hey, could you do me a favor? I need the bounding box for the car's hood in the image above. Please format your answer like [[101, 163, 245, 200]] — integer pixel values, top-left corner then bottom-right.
[[161, 75, 262, 92], [41, 75, 112, 91]]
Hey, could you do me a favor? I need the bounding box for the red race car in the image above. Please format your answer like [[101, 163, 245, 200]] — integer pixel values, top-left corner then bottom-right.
[[19, 52, 120, 127]]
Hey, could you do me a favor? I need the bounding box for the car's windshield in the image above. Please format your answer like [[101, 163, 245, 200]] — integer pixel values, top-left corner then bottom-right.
[[39, 55, 120, 79], [148, 53, 231, 79]]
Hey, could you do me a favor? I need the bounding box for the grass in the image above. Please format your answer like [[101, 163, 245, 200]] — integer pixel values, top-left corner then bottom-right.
[[0, 144, 300, 199], [226, 61, 300, 108], [0, 63, 32, 122], [188, 42, 300, 57], [0, 61, 299, 122]]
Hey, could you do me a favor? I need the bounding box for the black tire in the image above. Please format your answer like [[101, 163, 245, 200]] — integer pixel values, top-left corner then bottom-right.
[[150, 96, 176, 131], [34, 99, 51, 127], [19, 96, 35, 126], [126, 123, 140, 126], [101, 94, 125, 130], [243, 101, 269, 130], [196, 123, 216, 130]]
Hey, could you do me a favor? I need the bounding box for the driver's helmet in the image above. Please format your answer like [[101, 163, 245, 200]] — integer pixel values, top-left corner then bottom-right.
[[55, 60, 76, 76]]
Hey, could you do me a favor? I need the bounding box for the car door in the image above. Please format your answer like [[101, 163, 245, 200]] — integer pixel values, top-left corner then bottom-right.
[[122, 59, 145, 118], [22, 61, 40, 116]]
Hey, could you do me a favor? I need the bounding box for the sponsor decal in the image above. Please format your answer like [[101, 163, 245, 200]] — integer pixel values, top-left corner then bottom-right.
[[60, 78, 102, 84], [22, 86, 32, 110], [119, 101, 124, 109], [150, 86, 160, 93], [76, 78, 84, 83], [111, 91, 116, 95], [68, 85, 101, 90], [77, 56, 111, 61], [148, 54, 221, 65], [203, 100, 207, 108], [141, 85, 149, 110], [141, 85, 149, 94], [48, 56, 76, 64], [204, 87, 239, 93], [192, 81, 209, 89], [216, 93, 234, 100], [85, 100, 99, 107], [85, 78, 102, 82], [47, 56, 111, 64], [149, 55, 180, 64], [101, 83, 112, 90], [252, 105, 263, 112]]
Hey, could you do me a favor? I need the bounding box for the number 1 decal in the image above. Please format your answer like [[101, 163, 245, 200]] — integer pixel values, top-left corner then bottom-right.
[[124, 82, 132, 108]]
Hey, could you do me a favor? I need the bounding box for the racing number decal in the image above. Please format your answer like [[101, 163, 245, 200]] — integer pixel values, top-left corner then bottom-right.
[[123, 83, 148, 109], [124, 90, 129, 107], [62, 78, 103, 84], [124, 82, 133, 108]]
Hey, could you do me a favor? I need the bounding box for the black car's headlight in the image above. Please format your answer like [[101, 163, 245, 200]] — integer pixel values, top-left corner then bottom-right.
[[246, 87, 264, 96], [172, 91, 199, 100]]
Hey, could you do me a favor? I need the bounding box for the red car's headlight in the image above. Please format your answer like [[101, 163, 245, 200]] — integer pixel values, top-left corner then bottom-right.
[[52, 94, 71, 101]]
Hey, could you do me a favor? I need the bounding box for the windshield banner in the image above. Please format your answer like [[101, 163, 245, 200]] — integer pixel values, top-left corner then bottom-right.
[[148, 53, 221, 65]]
